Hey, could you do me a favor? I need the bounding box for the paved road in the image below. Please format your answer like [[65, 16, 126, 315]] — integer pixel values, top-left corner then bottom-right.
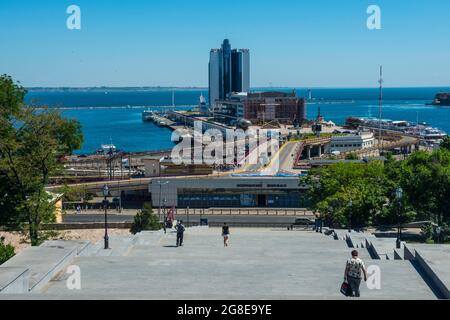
[[62, 214, 307, 225], [277, 141, 300, 172]]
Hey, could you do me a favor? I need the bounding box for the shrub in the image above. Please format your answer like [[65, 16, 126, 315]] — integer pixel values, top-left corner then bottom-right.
[[420, 223, 434, 242], [345, 152, 359, 160], [130, 203, 161, 234], [0, 237, 15, 265], [421, 223, 450, 243]]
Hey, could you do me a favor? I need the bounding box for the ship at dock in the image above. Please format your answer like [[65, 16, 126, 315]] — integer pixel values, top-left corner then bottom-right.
[[142, 110, 169, 126], [346, 117, 447, 145], [142, 109, 154, 121], [427, 93, 450, 106]]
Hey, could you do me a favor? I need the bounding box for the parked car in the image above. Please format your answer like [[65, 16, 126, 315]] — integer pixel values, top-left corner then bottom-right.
[[293, 217, 315, 227]]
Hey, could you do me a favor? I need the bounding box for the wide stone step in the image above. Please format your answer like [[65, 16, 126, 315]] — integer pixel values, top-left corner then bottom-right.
[[41, 240, 91, 256], [39, 256, 436, 300], [0, 267, 29, 294], [404, 243, 450, 299], [93, 235, 137, 257], [0, 245, 78, 293], [366, 238, 398, 260]]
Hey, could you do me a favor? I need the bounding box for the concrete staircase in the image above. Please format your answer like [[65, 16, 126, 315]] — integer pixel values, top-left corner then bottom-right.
[[328, 229, 449, 299], [0, 240, 89, 293], [0, 227, 446, 299]]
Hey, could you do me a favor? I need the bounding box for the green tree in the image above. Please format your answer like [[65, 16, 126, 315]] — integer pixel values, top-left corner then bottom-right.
[[394, 150, 450, 225], [440, 136, 450, 151], [302, 161, 390, 229], [0, 75, 83, 245], [58, 184, 93, 206], [130, 202, 161, 234], [0, 236, 15, 265]]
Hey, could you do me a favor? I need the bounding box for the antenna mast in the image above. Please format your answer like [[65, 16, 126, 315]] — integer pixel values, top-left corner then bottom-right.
[[172, 90, 175, 109], [378, 66, 383, 153]]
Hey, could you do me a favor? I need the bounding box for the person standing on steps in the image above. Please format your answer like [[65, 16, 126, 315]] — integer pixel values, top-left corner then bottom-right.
[[175, 220, 185, 247], [222, 223, 230, 247], [344, 250, 368, 297]]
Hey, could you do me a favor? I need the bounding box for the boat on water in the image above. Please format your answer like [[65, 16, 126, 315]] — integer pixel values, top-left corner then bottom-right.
[[404, 124, 448, 143], [427, 93, 450, 106], [142, 110, 169, 126], [142, 109, 154, 121], [346, 117, 447, 145], [97, 144, 118, 155]]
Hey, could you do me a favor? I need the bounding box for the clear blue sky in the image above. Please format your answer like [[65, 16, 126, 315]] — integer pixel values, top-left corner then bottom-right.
[[1, 0, 449, 87]]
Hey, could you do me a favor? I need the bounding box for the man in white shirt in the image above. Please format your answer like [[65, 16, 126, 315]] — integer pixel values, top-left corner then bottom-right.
[[344, 250, 368, 297]]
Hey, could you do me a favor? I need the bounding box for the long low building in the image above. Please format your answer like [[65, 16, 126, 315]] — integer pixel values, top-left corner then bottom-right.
[[149, 175, 308, 208], [328, 132, 375, 153]]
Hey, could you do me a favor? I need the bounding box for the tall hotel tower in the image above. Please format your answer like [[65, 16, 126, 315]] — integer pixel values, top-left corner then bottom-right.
[[209, 39, 250, 106]]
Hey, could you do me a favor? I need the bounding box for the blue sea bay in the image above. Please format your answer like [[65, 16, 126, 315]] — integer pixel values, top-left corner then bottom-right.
[[25, 88, 450, 154]]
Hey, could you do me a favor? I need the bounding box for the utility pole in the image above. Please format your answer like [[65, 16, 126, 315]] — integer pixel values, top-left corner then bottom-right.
[[378, 66, 384, 153], [119, 154, 123, 213]]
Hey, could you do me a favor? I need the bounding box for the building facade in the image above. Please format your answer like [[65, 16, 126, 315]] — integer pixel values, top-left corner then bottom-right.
[[216, 91, 306, 125], [209, 39, 250, 106], [150, 176, 307, 208], [328, 132, 375, 153], [142, 157, 213, 177]]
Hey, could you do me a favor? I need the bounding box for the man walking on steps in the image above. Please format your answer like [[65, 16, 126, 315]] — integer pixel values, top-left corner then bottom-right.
[[175, 220, 185, 247]]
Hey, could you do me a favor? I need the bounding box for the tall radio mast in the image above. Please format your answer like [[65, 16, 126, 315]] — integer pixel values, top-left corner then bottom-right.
[[378, 66, 383, 152]]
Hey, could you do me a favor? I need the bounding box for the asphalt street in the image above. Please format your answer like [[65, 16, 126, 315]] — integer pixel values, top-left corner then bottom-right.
[[62, 214, 309, 225]]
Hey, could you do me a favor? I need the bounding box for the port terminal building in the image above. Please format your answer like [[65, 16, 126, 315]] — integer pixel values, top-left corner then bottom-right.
[[149, 175, 308, 209], [328, 132, 375, 153], [215, 91, 306, 126]]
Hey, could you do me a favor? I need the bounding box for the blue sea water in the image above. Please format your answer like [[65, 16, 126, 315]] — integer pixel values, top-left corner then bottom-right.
[[25, 88, 450, 154]]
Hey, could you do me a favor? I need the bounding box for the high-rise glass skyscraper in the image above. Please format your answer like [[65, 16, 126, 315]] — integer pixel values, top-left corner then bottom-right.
[[209, 39, 250, 106]]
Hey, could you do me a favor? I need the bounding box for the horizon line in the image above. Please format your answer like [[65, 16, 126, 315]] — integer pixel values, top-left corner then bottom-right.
[[25, 85, 450, 91]]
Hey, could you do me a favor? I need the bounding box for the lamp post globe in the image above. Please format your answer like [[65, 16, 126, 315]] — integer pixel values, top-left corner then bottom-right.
[[103, 185, 109, 197], [395, 187, 403, 200]]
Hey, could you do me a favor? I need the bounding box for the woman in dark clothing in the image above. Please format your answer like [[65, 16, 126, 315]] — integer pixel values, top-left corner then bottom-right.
[[222, 223, 230, 247]]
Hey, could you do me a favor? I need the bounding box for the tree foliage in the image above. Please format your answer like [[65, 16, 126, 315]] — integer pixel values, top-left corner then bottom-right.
[[130, 203, 161, 234], [58, 184, 93, 203], [0, 236, 15, 265], [440, 136, 450, 151], [0, 75, 83, 245], [303, 147, 450, 229], [302, 161, 391, 229], [388, 149, 450, 225], [345, 152, 359, 160]]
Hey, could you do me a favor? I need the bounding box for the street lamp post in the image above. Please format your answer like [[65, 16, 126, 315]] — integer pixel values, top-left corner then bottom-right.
[[436, 226, 442, 244], [102, 185, 110, 250], [157, 157, 168, 223], [157, 180, 169, 224], [163, 198, 167, 234], [396, 187, 403, 249], [348, 199, 353, 233], [117, 179, 122, 213], [187, 206, 190, 228], [326, 206, 334, 232]]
